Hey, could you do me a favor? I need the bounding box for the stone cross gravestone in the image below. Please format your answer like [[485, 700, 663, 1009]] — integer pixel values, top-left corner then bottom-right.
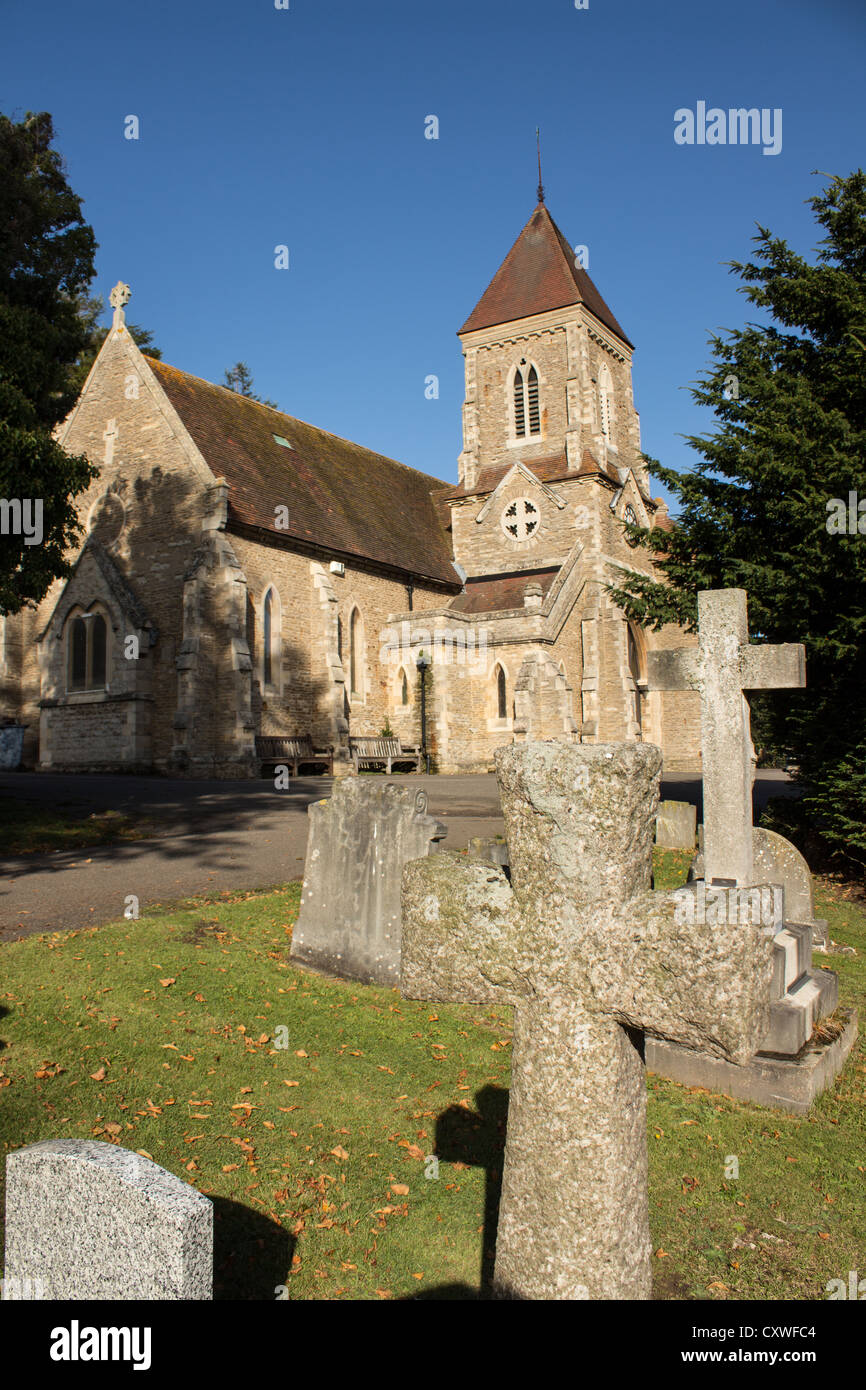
[[3, 1140, 212, 1300], [644, 589, 851, 1103], [647, 589, 805, 886], [291, 779, 445, 985], [401, 742, 774, 1299]]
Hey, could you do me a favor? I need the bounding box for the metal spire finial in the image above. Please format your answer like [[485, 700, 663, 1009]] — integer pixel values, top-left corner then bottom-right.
[[536, 128, 545, 204]]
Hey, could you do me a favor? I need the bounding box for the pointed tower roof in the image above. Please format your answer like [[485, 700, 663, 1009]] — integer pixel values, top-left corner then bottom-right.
[[459, 203, 632, 348]]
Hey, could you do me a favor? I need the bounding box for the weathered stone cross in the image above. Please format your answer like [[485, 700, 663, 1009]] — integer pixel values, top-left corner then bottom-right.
[[401, 741, 774, 1299], [647, 589, 805, 886], [110, 279, 131, 330]]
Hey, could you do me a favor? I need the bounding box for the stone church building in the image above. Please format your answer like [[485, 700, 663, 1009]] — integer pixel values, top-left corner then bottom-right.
[[1, 200, 700, 776]]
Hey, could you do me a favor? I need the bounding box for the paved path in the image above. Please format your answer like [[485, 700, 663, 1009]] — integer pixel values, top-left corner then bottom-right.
[[0, 768, 797, 942]]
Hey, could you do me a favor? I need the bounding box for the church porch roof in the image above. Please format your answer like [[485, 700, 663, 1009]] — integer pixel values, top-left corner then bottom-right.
[[448, 567, 561, 615]]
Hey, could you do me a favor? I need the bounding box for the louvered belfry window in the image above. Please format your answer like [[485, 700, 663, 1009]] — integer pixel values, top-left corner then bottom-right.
[[513, 368, 526, 437], [527, 366, 540, 434], [513, 365, 540, 438]]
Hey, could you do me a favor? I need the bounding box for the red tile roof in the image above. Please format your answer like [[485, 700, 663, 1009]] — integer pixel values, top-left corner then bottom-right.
[[449, 567, 560, 615], [459, 203, 632, 347], [441, 449, 622, 501], [146, 359, 459, 587]]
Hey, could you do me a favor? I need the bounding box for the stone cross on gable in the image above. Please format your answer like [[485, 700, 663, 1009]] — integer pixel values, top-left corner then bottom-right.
[[647, 589, 805, 887], [109, 280, 131, 330], [401, 742, 775, 1300]]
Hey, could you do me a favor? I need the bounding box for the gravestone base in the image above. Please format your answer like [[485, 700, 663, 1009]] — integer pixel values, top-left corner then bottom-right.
[[646, 1007, 858, 1115]]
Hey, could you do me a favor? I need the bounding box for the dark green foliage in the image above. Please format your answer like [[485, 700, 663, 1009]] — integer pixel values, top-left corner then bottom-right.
[[0, 111, 98, 613], [223, 361, 278, 409], [609, 172, 866, 868]]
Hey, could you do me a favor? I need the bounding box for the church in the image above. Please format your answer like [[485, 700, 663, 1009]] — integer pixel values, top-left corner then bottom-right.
[[0, 199, 700, 777]]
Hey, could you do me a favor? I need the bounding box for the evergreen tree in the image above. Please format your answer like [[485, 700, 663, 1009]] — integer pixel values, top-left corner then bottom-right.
[[609, 171, 866, 868], [223, 361, 278, 409], [0, 111, 98, 613]]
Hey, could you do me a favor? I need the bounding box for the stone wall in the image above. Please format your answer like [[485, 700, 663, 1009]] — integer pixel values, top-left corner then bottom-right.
[[230, 533, 448, 749]]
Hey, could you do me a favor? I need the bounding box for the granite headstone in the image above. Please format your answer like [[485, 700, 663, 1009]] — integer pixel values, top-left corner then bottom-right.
[[3, 1139, 213, 1300]]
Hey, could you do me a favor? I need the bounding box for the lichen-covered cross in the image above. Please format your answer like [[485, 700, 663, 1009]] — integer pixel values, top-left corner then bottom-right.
[[401, 742, 775, 1299]]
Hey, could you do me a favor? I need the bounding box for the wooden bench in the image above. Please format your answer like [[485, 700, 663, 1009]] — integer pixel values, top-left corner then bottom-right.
[[349, 736, 423, 774], [255, 735, 334, 776]]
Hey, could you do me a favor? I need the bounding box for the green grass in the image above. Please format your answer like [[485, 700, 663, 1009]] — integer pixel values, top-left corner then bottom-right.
[[0, 885, 510, 1300], [0, 859, 863, 1301], [652, 846, 697, 890], [0, 795, 153, 855]]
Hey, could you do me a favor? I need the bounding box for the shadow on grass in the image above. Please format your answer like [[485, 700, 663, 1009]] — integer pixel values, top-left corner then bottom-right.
[[403, 1083, 511, 1301], [212, 1195, 294, 1301]]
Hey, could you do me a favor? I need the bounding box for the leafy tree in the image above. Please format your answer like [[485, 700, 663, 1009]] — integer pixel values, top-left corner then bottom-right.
[[68, 292, 162, 395], [609, 171, 866, 868], [0, 110, 98, 614], [223, 361, 278, 409]]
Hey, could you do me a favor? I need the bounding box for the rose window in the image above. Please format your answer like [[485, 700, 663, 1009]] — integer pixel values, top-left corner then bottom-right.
[[623, 503, 640, 548], [501, 497, 539, 542]]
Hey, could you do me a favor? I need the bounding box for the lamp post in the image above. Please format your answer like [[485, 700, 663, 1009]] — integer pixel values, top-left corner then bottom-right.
[[416, 651, 430, 776]]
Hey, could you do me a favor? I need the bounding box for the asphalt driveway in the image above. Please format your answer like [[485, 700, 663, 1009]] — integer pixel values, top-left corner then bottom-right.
[[0, 768, 797, 941]]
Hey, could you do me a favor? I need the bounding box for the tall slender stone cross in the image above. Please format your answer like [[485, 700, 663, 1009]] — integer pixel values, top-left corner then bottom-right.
[[401, 742, 774, 1299], [647, 589, 805, 886]]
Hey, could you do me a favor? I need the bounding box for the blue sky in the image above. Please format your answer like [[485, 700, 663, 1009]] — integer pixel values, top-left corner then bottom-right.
[[4, 0, 865, 506]]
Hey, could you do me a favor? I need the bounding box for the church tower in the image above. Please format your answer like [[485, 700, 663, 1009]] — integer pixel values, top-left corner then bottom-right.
[[456, 201, 646, 497]]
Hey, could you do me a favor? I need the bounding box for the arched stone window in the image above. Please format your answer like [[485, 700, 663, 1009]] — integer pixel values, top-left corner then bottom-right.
[[512, 362, 541, 439], [263, 589, 274, 685], [261, 586, 281, 689], [399, 667, 409, 706], [627, 623, 646, 734], [349, 607, 364, 698], [496, 663, 507, 720], [66, 608, 108, 693]]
